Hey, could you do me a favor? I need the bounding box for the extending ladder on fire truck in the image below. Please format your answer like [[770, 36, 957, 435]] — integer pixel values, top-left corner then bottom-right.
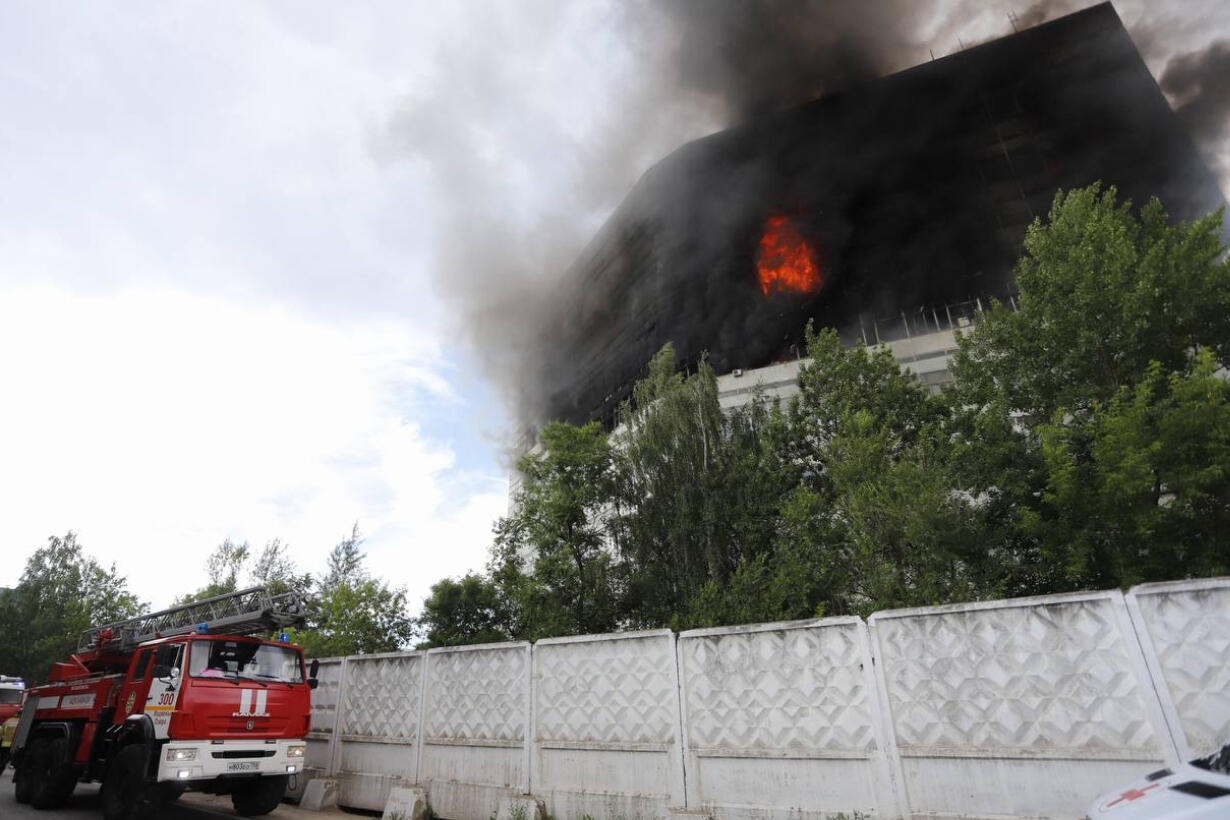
[[78, 586, 307, 652]]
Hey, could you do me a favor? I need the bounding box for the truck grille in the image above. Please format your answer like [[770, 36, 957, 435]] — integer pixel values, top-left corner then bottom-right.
[[211, 750, 276, 759]]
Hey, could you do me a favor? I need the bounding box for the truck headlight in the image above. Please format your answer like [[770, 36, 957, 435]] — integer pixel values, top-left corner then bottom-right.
[[287, 745, 306, 758], [166, 748, 197, 762]]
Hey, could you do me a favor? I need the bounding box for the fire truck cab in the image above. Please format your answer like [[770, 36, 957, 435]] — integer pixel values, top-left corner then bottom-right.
[[8, 588, 315, 819], [0, 675, 25, 771], [0, 675, 24, 722]]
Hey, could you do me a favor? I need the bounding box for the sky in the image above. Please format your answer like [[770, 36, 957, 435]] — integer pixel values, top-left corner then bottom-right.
[[1, 1, 1227, 616]]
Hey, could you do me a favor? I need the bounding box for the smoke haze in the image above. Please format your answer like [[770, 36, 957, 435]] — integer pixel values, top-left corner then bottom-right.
[[386, 1, 1230, 429], [663, 0, 911, 121], [1162, 40, 1230, 178]]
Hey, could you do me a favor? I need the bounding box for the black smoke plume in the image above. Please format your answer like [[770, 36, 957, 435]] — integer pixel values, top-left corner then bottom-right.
[[1162, 40, 1230, 177], [388, 1, 1229, 431], [663, 0, 913, 122]]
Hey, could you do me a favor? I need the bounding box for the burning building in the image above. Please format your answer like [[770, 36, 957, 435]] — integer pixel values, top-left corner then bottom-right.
[[531, 2, 1226, 427]]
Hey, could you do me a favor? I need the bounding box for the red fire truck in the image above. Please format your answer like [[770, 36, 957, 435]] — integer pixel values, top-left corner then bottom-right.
[[8, 587, 319, 819]]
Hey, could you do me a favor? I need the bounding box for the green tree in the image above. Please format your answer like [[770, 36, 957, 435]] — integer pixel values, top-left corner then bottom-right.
[[493, 421, 624, 638], [206, 538, 251, 591], [251, 539, 313, 598], [176, 537, 312, 604], [174, 538, 253, 604], [953, 184, 1229, 420], [824, 415, 988, 614], [745, 327, 988, 618], [0, 533, 144, 684], [1031, 351, 1230, 585], [417, 573, 517, 648], [951, 184, 1230, 589], [292, 526, 415, 657], [322, 523, 364, 588], [614, 345, 791, 628]]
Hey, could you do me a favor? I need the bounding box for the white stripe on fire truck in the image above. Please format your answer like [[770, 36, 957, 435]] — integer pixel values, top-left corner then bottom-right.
[[256, 689, 267, 715], [240, 688, 253, 714]]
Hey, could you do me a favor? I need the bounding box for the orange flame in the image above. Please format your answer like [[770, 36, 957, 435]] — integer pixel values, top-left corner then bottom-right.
[[756, 214, 821, 296]]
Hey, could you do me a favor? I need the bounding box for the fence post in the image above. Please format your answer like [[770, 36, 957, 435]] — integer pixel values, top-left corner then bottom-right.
[[1108, 591, 1184, 767], [415, 652, 430, 788], [328, 656, 350, 779], [669, 631, 690, 809], [523, 642, 533, 795], [864, 617, 908, 820], [1123, 588, 1193, 763]]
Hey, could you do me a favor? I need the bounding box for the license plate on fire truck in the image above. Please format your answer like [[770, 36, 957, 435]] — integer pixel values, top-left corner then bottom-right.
[[227, 761, 260, 772]]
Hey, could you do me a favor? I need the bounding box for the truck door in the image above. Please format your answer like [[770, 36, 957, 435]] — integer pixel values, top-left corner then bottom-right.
[[144, 643, 184, 739], [115, 649, 154, 726]]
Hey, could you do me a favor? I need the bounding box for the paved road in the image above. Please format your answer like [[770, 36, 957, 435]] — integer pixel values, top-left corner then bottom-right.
[[0, 770, 327, 819]]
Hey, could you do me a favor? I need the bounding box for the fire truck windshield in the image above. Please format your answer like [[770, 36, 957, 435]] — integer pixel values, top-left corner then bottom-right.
[[0, 689, 22, 704], [187, 640, 304, 684]]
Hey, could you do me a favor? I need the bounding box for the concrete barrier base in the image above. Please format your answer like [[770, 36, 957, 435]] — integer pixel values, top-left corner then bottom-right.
[[496, 795, 545, 820], [384, 785, 429, 820], [300, 777, 339, 812]]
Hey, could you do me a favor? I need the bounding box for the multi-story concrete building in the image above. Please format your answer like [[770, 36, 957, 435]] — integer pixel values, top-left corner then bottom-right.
[[526, 3, 1224, 432]]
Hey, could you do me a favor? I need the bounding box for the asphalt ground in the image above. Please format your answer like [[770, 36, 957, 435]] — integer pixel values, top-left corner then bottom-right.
[[0, 769, 349, 820]]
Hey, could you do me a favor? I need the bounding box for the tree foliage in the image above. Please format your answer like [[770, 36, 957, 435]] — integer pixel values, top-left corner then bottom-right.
[[417, 573, 517, 649], [614, 346, 792, 627], [950, 184, 1230, 591], [250, 539, 313, 598], [291, 525, 416, 657], [0, 533, 144, 684], [490, 420, 624, 639], [175, 537, 310, 605]]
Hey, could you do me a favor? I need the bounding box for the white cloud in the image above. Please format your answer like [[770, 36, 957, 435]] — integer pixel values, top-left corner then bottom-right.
[[0, 284, 507, 612], [0, 2, 513, 619]]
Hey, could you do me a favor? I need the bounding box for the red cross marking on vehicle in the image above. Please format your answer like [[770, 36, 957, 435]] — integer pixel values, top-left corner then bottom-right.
[[1106, 783, 1160, 808]]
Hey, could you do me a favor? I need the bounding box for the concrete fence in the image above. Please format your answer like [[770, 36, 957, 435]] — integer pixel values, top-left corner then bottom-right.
[[293, 578, 1230, 820]]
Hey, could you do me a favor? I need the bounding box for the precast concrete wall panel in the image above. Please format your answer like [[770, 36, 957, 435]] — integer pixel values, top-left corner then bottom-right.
[[531, 630, 684, 820], [336, 652, 425, 810], [677, 618, 895, 820], [1127, 577, 1230, 760], [290, 657, 344, 803], [420, 642, 532, 820], [306, 658, 344, 772], [299, 578, 1230, 819], [868, 591, 1172, 820]]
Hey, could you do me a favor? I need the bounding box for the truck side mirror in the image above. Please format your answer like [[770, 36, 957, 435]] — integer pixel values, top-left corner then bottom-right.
[[308, 659, 319, 690]]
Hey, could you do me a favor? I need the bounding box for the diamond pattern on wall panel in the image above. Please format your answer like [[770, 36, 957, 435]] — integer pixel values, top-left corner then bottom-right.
[[341, 654, 422, 740], [309, 660, 343, 734], [536, 636, 676, 745], [876, 599, 1159, 755], [1134, 584, 1230, 758], [426, 646, 526, 743], [681, 624, 876, 754]]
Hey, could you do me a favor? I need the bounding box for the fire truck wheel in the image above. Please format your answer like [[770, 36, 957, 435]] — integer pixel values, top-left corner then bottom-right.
[[101, 745, 159, 820], [158, 782, 187, 802], [13, 752, 34, 804], [231, 774, 287, 817], [27, 736, 77, 809]]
